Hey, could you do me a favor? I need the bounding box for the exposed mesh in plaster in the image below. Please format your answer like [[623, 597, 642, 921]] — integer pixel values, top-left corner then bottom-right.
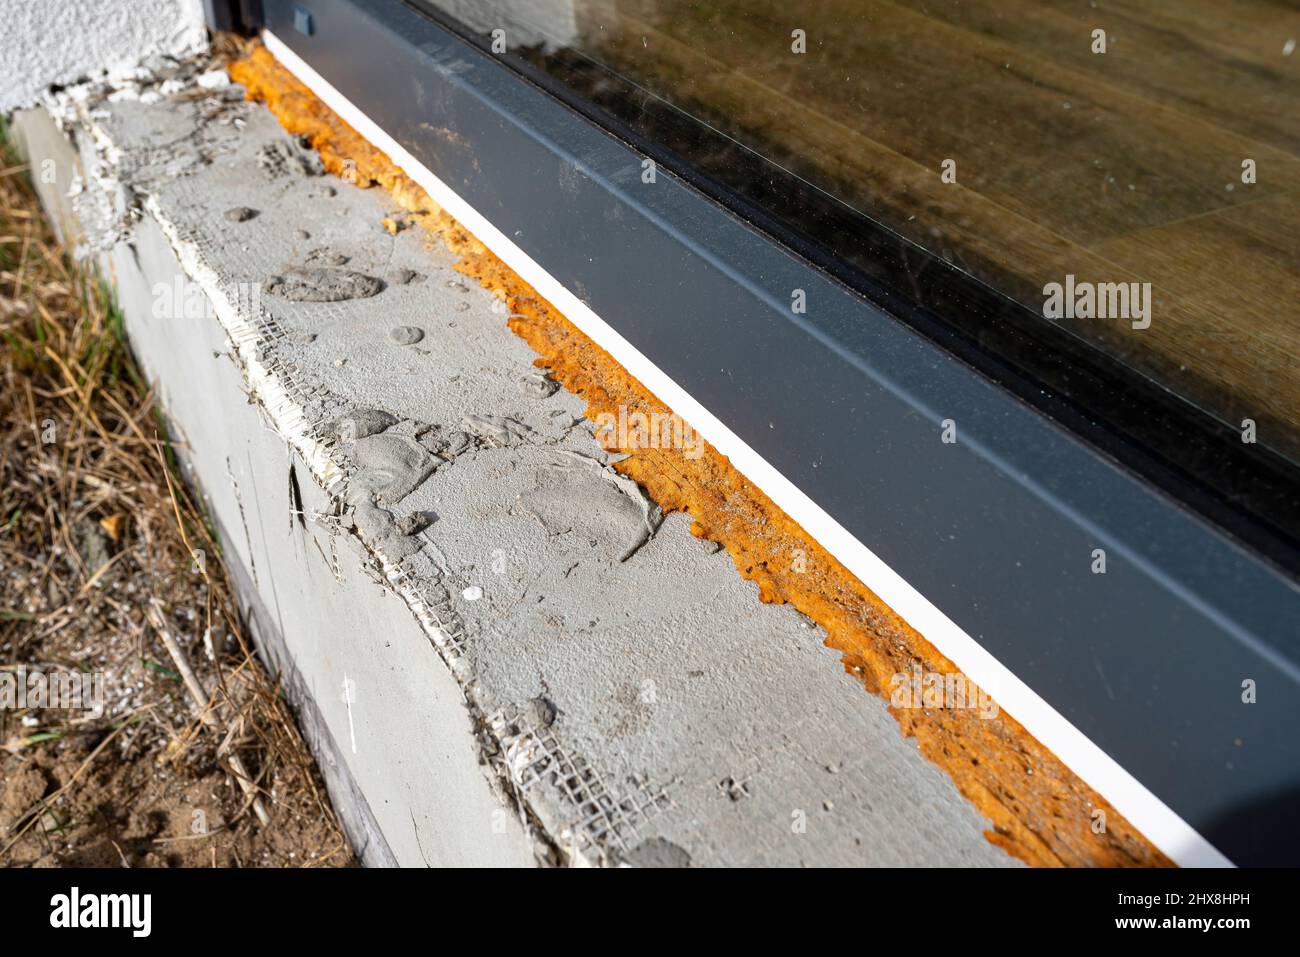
[[51, 65, 671, 867]]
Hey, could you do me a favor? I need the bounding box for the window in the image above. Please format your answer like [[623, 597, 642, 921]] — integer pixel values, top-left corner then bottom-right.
[[411, 0, 1300, 555]]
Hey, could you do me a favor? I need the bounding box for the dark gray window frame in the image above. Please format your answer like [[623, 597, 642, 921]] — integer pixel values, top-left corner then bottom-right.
[[246, 0, 1300, 865]]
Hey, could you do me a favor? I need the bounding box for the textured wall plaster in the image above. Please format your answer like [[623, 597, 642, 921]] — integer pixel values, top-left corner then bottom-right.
[[1, 0, 207, 112]]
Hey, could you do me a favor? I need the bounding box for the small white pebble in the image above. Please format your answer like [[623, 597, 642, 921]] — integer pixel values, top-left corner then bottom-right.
[[462, 586, 483, 601], [197, 70, 230, 90]]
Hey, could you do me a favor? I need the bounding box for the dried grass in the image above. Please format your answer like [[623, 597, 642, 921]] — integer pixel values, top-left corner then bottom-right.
[[0, 119, 350, 867]]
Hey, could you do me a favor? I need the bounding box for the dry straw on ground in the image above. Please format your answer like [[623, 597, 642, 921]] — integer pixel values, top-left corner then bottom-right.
[[0, 121, 350, 867]]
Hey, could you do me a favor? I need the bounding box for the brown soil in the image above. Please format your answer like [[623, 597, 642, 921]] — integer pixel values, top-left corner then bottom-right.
[[229, 41, 1172, 867], [0, 114, 351, 868]]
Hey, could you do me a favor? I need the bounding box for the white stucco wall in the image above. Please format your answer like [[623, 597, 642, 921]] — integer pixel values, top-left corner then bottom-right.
[[0, 0, 208, 112]]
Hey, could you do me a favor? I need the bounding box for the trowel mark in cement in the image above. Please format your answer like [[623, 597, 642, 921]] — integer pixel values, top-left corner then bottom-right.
[[389, 268, 425, 286], [257, 137, 324, 179], [266, 267, 383, 302], [326, 409, 398, 442], [348, 432, 438, 505], [304, 247, 350, 267], [461, 413, 533, 447], [352, 497, 425, 560], [396, 511, 434, 536], [442, 431, 470, 455], [328, 409, 440, 558], [390, 325, 424, 346], [521, 452, 662, 563], [624, 837, 691, 868], [528, 695, 558, 728], [520, 373, 559, 399]]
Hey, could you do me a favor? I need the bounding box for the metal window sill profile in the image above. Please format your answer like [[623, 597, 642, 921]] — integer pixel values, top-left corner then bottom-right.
[[252, 0, 1300, 867]]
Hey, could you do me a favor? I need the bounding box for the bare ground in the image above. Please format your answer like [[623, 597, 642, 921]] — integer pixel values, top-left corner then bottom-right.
[[0, 119, 352, 868]]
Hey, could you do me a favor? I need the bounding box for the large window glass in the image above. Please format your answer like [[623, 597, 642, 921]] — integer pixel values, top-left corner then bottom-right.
[[412, 1, 1300, 479]]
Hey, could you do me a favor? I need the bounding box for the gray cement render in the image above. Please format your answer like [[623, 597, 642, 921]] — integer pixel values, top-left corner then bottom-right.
[[19, 60, 1017, 867]]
